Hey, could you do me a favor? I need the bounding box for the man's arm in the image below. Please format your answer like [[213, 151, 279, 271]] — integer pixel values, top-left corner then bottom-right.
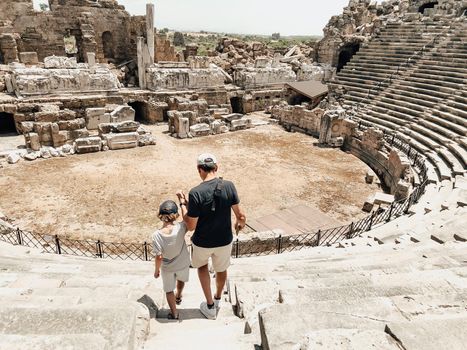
[[177, 190, 198, 231], [232, 204, 246, 233]]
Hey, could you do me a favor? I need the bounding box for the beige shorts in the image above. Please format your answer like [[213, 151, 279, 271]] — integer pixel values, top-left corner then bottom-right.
[[161, 267, 189, 293], [191, 242, 232, 272]]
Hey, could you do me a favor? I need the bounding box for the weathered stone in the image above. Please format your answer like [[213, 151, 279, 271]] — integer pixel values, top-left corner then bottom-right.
[[103, 132, 138, 150], [365, 172, 375, 184], [19, 52, 39, 65], [70, 129, 90, 140], [85, 108, 110, 130], [222, 113, 244, 123], [230, 118, 249, 131], [28, 133, 41, 151], [110, 106, 135, 123], [190, 123, 211, 137], [373, 193, 394, 206], [0, 218, 14, 235], [75, 137, 102, 154], [362, 196, 374, 212], [138, 134, 157, 147], [6, 153, 20, 164]]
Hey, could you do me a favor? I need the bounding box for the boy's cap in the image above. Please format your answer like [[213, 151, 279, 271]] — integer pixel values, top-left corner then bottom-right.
[[197, 153, 217, 166], [159, 200, 178, 215]]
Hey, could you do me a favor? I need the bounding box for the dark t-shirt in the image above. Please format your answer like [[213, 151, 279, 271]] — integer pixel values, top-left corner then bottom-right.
[[188, 178, 240, 248]]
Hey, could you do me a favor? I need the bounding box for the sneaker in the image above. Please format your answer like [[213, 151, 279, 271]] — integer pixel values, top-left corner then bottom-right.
[[200, 301, 217, 320], [214, 297, 221, 310]]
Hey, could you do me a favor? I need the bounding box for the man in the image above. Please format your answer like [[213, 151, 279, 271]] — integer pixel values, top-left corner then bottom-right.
[[177, 153, 246, 320]]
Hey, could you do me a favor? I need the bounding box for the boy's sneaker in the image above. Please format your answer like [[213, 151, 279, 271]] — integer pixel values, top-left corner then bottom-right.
[[200, 301, 217, 320]]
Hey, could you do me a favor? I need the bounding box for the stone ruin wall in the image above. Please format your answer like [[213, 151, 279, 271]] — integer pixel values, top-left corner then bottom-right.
[[315, 0, 466, 68], [0, 0, 146, 64]]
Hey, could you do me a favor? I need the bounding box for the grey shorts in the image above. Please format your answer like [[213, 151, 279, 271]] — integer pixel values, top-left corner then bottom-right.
[[161, 267, 189, 293]]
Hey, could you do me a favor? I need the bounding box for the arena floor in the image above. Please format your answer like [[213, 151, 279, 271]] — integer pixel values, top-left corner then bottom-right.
[[0, 119, 380, 242]]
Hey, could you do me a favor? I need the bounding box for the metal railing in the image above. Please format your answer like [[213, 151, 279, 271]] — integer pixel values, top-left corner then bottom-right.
[[0, 123, 429, 260]]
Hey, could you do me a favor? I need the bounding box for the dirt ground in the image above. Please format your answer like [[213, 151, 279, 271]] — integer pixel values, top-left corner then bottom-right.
[[0, 121, 380, 242]]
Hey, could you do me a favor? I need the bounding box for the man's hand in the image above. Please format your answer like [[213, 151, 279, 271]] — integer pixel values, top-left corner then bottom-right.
[[235, 221, 245, 234], [154, 270, 160, 279]]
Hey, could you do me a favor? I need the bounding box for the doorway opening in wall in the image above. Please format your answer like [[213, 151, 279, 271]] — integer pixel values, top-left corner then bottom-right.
[[0, 50, 3, 64], [337, 43, 360, 73], [0, 113, 17, 135], [102, 31, 114, 61], [128, 101, 149, 123], [288, 93, 311, 106], [230, 97, 243, 114], [418, 2, 438, 15]]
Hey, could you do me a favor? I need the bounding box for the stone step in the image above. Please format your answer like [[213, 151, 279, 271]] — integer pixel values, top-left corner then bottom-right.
[[410, 71, 466, 85], [393, 82, 454, 98], [381, 91, 438, 109], [0, 334, 108, 350], [0, 301, 149, 350], [425, 112, 467, 137], [402, 75, 463, 90], [418, 117, 462, 140], [438, 104, 467, 120], [385, 317, 467, 350], [385, 87, 443, 104]]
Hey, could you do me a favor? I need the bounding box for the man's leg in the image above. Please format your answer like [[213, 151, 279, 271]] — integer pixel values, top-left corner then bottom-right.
[[198, 264, 214, 305], [214, 270, 227, 299]]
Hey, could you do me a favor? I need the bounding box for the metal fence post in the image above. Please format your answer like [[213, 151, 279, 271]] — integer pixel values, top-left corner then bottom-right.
[[386, 203, 394, 223], [367, 212, 375, 231], [16, 228, 22, 245], [235, 238, 239, 259], [405, 194, 414, 214], [316, 230, 321, 246], [96, 240, 103, 258], [55, 235, 62, 255], [277, 235, 282, 254], [143, 242, 148, 261], [347, 222, 354, 239]]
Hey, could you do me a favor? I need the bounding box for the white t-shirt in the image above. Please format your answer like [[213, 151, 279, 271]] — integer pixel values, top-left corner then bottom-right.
[[152, 222, 190, 272]]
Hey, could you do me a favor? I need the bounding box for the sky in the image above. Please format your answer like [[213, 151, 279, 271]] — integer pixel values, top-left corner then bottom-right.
[[33, 0, 354, 36]]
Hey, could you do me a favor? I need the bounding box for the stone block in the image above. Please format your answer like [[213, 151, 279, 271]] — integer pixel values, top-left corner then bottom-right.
[[111, 121, 140, 133], [222, 113, 244, 123], [85, 108, 110, 130], [74, 137, 102, 154], [52, 131, 68, 148], [103, 132, 138, 150], [362, 196, 374, 212], [110, 106, 135, 123], [138, 134, 157, 147], [21, 122, 34, 134], [230, 118, 248, 131], [365, 172, 375, 184], [175, 117, 190, 139], [29, 133, 40, 151], [373, 193, 394, 206], [19, 52, 38, 65], [190, 123, 211, 137], [0, 218, 15, 235], [70, 129, 90, 140], [58, 118, 85, 131], [34, 111, 59, 123], [7, 153, 20, 164]]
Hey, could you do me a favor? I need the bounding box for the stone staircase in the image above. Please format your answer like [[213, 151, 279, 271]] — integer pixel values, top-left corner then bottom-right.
[[0, 241, 255, 350], [227, 236, 467, 349]]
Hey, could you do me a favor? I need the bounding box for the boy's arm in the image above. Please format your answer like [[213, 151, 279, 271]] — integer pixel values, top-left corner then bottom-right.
[[177, 190, 198, 231], [154, 255, 162, 278]]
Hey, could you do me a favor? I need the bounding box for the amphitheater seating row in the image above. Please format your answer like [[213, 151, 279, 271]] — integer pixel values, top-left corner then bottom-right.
[[228, 235, 467, 350], [331, 17, 466, 214]]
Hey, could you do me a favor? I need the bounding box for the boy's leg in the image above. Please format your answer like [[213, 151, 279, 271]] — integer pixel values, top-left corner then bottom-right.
[[175, 280, 185, 300], [166, 291, 177, 317]]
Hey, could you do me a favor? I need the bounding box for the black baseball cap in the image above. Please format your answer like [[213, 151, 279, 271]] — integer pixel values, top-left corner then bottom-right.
[[158, 200, 178, 215]]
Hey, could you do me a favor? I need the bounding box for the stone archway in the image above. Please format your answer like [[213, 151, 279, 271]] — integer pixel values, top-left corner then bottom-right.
[[0, 113, 17, 134], [337, 43, 360, 72], [418, 1, 438, 15], [102, 31, 114, 60]]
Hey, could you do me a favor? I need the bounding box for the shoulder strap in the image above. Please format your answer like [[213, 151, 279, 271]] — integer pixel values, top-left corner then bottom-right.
[[211, 177, 224, 212]]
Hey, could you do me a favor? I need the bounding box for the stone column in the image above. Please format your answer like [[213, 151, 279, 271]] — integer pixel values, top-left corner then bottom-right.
[[87, 52, 96, 67], [146, 3, 155, 65], [137, 37, 146, 89]]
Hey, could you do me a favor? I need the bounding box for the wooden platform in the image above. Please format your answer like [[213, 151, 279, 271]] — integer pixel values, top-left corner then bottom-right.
[[248, 205, 342, 236]]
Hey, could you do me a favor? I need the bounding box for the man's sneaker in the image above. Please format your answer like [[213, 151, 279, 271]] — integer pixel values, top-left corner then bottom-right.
[[200, 301, 217, 320], [214, 297, 221, 310]]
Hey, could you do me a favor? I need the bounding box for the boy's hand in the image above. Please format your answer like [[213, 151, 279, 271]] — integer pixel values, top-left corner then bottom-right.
[[176, 190, 186, 201], [154, 270, 160, 279]]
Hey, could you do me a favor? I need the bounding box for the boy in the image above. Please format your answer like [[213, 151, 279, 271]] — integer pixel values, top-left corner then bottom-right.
[[152, 200, 190, 320]]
